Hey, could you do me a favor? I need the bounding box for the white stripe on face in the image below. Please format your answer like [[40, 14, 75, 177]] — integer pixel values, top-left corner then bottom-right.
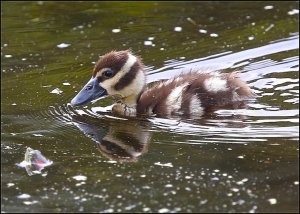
[[121, 53, 137, 74], [100, 53, 137, 95], [204, 76, 228, 93]]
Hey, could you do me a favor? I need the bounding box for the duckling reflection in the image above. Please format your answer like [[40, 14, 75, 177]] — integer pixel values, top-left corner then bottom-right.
[[71, 115, 150, 162]]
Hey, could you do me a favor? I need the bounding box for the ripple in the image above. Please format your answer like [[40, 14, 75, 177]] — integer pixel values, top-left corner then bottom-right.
[[148, 114, 299, 143], [147, 35, 299, 83]]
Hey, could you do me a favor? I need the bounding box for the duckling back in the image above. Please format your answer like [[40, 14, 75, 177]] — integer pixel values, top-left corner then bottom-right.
[[137, 72, 254, 117]]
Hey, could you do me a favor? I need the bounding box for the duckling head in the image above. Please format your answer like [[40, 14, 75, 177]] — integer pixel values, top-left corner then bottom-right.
[[71, 50, 146, 108]]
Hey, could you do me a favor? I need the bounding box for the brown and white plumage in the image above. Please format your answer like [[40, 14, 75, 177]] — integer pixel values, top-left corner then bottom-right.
[[71, 50, 254, 117]]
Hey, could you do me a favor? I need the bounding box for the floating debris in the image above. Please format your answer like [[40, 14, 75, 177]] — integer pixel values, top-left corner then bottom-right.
[[268, 198, 277, 205], [50, 88, 63, 94], [7, 183, 15, 187], [288, 9, 299, 15], [72, 175, 87, 181], [199, 29, 208, 34], [144, 41, 153, 46], [17, 194, 31, 199], [62, 82, 71, 86], [32, 134, 43, 137], [42, 85, 52, 88], [210, 33, 219, 37], [186, 17, 197, 25], [154, 162, 173, 167], [112, 28, 121, 33], [174, 26, 182, 32], [57, 43, 71, 48], [264, 5, 274, 10], [17, 147, 53, 176]]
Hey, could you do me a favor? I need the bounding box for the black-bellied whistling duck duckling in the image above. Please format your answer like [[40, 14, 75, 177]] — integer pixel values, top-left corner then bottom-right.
[[71, 50, 254, 117]]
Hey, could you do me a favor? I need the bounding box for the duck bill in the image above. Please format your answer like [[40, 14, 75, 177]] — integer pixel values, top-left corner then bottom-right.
[[71, 77, 108, 106]]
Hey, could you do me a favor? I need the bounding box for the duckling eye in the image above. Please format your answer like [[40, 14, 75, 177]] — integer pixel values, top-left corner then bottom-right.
[[103, 70, 114, 78]]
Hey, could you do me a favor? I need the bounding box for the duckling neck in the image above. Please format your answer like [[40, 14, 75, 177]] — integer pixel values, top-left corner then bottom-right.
[[122, 94, 140, 107], [112, 90, 145, 117], [112, 65, 146, 116]]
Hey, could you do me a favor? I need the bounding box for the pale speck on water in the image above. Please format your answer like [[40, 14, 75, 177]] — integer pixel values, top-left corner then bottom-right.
[[7, 183, 15, 187], [144, 41, 153, 46], [268, 198, 277, 205], [32, 134, 43, 137], [210, 33, 219, 37], [158, 208, 170, 213], [112, 28, 121, 33], [199, 29, 208, 34], [174, 26, 182, 32], [72, 175, 87, 181], [154, 162, 173, 167], [264, 5, 274, 10], [17, 194, 31, 199], [50, 88, 63, 94], [56, 43, 71, 48], [287, 9, 299, 15]]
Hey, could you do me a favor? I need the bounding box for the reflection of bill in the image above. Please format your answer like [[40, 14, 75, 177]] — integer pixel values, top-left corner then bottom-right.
[[72, 115, 150, 162], [17, 147, 53, 176]]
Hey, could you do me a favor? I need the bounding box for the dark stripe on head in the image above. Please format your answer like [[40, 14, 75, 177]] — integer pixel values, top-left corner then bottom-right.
[[93, 50, 129, 77], [114, 61, 141, 91]]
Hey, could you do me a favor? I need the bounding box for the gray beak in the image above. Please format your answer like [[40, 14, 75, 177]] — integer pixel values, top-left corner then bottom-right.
[[71, 77, 108, 106]]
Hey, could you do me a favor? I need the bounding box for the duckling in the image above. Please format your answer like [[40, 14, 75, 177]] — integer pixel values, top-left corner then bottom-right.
[[71, 50, 254, 117]]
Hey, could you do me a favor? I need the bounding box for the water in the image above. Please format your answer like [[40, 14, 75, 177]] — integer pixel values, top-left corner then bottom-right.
[[1, 1, 299, 213]]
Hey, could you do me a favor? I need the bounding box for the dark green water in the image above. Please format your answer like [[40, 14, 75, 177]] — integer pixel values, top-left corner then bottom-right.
[[1, 1, 299, 213]]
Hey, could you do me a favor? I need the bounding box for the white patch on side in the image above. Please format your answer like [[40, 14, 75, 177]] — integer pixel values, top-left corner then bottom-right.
[[166, 83, 188, 115], [190, 95, 204, 116], [204, 76, 228, 93], [147, 106, 153, 115]]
